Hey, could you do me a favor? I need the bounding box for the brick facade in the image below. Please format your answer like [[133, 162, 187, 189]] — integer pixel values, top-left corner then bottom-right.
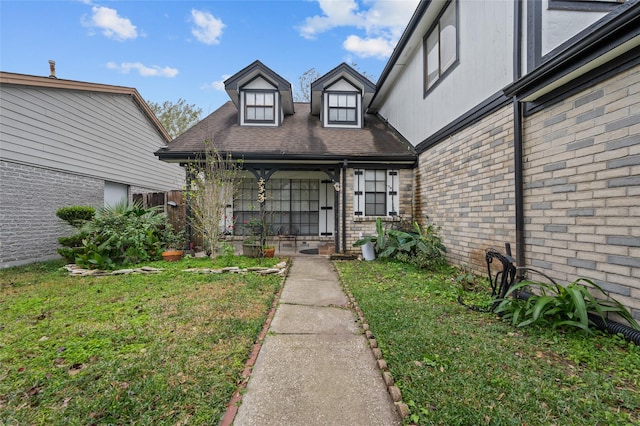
[[0, 161, 103, 268], [343, 168, 415, 252], [416, 105, 516, 271], [523, 64, 640, 319]]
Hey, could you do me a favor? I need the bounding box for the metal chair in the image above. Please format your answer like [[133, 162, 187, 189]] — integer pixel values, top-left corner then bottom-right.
[[276, 225, 299, 252]]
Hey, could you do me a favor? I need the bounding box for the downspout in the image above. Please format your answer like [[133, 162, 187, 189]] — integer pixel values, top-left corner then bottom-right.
[[342, 159, 347, 253], [513, 0, 525, 273]]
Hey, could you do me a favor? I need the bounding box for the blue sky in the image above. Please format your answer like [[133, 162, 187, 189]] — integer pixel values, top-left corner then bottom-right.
[[1, 0, 419, 116]]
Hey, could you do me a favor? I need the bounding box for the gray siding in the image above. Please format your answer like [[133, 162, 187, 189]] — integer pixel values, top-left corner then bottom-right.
[[0, 85, 184, 190]]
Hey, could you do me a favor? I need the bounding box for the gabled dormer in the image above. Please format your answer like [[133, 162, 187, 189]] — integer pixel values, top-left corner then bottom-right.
[[310, 63, 376, 129], [224, 60, 294, 127]]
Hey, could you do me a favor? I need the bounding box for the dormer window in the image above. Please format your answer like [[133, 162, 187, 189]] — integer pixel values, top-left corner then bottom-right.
[[320, 79, 362, 128], [328, 93, 358, 124], [245, 91, 275, 123]]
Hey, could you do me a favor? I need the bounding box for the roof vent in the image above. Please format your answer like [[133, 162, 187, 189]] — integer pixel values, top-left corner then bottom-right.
[[48, 60, 57, 79]]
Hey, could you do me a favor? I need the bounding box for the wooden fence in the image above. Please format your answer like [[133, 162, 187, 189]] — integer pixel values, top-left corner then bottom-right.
[[132, 191, 193, 245]]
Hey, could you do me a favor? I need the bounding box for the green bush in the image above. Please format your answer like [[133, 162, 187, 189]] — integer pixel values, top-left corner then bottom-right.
[[58, 234, 85, 247], [75, 200, 168, 269], [494, 277, 640, 333], [56, 206, 96, 263], [353, 217, 446, 269], [56, 205, 95, 227]]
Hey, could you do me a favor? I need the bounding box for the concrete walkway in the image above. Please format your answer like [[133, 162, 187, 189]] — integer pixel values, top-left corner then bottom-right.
[[233, 256, 401, 426]]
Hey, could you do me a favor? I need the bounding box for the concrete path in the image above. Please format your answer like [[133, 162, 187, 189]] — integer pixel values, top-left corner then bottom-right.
[[233, 256, 401, 426]]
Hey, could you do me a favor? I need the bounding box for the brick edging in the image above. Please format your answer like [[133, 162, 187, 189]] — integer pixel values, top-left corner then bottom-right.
[[336, 263, 411, 422], [219, 260, 290, 426]]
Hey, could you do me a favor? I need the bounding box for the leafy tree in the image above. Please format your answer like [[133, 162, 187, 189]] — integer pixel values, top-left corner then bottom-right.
[[147, 98, 202, 139]]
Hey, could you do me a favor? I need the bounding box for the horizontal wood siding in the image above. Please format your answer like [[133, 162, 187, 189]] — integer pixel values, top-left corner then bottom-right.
[[377, 0, 514, 146], [0, 85, 184, 190]]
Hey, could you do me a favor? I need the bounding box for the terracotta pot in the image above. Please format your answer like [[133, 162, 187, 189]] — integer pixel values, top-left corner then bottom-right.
[[262, 247, 276, 258], [162, 250, 183, 262]]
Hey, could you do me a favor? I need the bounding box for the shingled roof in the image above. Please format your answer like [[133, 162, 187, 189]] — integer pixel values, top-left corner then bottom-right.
[[155, 102, 416, 164]]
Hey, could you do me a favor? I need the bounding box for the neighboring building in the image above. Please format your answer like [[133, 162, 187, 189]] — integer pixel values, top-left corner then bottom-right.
[[0, 69, 185, 268], [156, 1, 639, 319], [369, 0, 639, 319]]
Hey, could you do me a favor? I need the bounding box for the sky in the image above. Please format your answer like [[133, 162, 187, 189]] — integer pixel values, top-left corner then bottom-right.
[[0, 0, 420, 117]]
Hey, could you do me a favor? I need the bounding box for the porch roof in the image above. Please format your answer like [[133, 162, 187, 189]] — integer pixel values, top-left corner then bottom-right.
[[155, 102, 416, 164]]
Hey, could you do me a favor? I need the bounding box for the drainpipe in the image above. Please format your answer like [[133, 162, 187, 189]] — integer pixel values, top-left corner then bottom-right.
[[513, 0, 525, 274], [513, 98, 525, 274], [342, 159, 347, 253]]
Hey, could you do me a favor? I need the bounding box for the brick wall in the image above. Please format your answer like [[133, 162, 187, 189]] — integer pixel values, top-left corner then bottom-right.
[[523, 64, 640, 319], [416, 105, 516, 271], [343, 168, 414, 253], [0, 161, 103, 268]]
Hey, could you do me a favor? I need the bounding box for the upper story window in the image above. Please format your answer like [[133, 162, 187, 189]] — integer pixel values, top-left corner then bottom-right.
[[423, 0, 458, 94], [244, 91, 275, 123], [353, 169, 399, 217], [328, 93, 357, 124]]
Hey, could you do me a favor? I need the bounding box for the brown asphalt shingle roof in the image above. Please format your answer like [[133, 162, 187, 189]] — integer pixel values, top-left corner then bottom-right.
[[156, 102, 415, 162]]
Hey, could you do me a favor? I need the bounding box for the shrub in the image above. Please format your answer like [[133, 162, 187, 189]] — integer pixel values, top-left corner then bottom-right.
[[56, 206, 95, 227], [494, 277, 640, 333], [56, 206, 96, 262], [354, 217, 446, 269], [75, 200, 168, 269]]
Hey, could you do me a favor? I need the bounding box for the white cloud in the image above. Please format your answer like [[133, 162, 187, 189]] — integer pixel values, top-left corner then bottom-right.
[[106, 62, 179, 78], [298, 0, 419, 59], [201, 74, 232, 91], [191, 9, 225, 45], [343, 35, 395, 59], [83, 6, 138, 41]]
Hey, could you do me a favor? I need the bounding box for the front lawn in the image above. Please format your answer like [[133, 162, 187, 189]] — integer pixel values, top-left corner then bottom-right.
[[335, 260, 640, 426], [0, 257, 283, 425]]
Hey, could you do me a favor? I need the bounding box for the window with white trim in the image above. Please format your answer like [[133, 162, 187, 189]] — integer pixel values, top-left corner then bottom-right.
[[244, 91, 275, 123], [353, 169, 399, 217], [423, 0, 458, 93], [328, 93, 357, 124]]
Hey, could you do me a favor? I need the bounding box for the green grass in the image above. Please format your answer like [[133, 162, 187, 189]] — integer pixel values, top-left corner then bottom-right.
[[335, 259, 640, 426], [0, 256, 284, 425]]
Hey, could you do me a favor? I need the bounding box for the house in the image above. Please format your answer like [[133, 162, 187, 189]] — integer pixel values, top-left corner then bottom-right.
[[368, 0, 639, 319], [0, 66, 185, 268], [155, 60, 416, 253], [156, 0, 639, 319]]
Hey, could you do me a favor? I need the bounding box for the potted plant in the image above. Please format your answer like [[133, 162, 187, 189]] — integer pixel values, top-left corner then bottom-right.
[[242, 235, 262, 258], [262, 245, 276, 258], [161, 224, 187, 262]]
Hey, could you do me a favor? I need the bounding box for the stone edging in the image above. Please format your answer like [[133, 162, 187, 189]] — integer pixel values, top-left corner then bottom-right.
[[63, 262, 288, 276], [339, 271, 411, 422]]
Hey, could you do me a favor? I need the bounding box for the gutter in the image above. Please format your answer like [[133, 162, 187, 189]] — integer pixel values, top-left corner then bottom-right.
[[504, 0, 640, 99], [155, 150, 417, 166], [367, 0, 432, 109]]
